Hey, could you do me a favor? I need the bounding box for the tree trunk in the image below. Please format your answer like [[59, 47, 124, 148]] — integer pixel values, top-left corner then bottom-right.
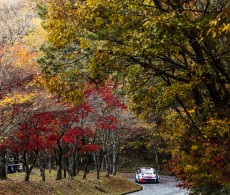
[[40, 166, 46, 181], [100, 156, 104, 171], [96, 167, 100, 179], [72, 142, 77, 176], [24, 166, 30, 182], [153, 144, 160, 172], [93, 151, 103, 179], [24, 164, 32, 182], [23, 151, 37, 182], [48, 151, 52, 173], [83, 154, 90, 179], [56, 142, 63, 180], [39, 159, 46, 181], [0, 150, 7, 180], [56, 154, 62, 180], [24, 163, 35, 182], [105, 154, 110, 177], [72, 152, 76, 176], [56, 163, 62, 180], [67, 156, 74, 179], [76, 156, 81, 175], [112, 143, 117, 176], [93, 153, 97, 171], [150, 128, 160, 172], [63, 167, 66, 178], [206, 83, 223, 107]]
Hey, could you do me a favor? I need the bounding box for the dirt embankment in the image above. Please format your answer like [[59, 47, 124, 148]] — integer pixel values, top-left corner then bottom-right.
[[0, 170, 142, 195]]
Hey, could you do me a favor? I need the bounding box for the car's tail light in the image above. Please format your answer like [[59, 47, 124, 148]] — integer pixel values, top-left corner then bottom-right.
[[140, 178, 145, 182]]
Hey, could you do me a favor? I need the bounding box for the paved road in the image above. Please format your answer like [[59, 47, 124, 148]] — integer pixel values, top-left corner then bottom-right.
[[127, 175, 189, 195]]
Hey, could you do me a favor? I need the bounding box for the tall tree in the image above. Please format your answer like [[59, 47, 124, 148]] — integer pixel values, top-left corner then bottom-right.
[[42, 0, 230, 194], [0, 0, 48, 179]]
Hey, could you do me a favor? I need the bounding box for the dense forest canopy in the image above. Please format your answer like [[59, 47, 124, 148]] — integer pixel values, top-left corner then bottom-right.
[[40, 0, 230, 194], [0, 0, 229, 194], [0, 0, 140, 184]]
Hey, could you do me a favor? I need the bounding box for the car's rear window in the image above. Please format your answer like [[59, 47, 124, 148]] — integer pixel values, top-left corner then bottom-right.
[[141, 169, 155, 174]]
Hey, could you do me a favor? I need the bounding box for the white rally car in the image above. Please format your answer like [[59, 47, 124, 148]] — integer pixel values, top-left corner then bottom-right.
[[135, 167, 160, 183]]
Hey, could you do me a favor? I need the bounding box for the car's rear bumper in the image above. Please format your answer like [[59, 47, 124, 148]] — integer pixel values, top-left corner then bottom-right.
[[142, 178, 159, 183]]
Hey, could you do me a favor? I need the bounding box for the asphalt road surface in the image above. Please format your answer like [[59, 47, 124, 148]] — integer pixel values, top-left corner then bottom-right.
[[127, 175, 189, 195]]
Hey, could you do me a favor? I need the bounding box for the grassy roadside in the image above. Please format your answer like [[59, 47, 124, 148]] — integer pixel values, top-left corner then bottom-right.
[[0, 170, 142, 195]]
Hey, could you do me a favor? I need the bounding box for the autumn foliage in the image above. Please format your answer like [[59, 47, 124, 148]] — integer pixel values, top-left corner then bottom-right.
[[1, 1, 229, 194], [1, 81, 127, 181], [39, 0, 230, 194]]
